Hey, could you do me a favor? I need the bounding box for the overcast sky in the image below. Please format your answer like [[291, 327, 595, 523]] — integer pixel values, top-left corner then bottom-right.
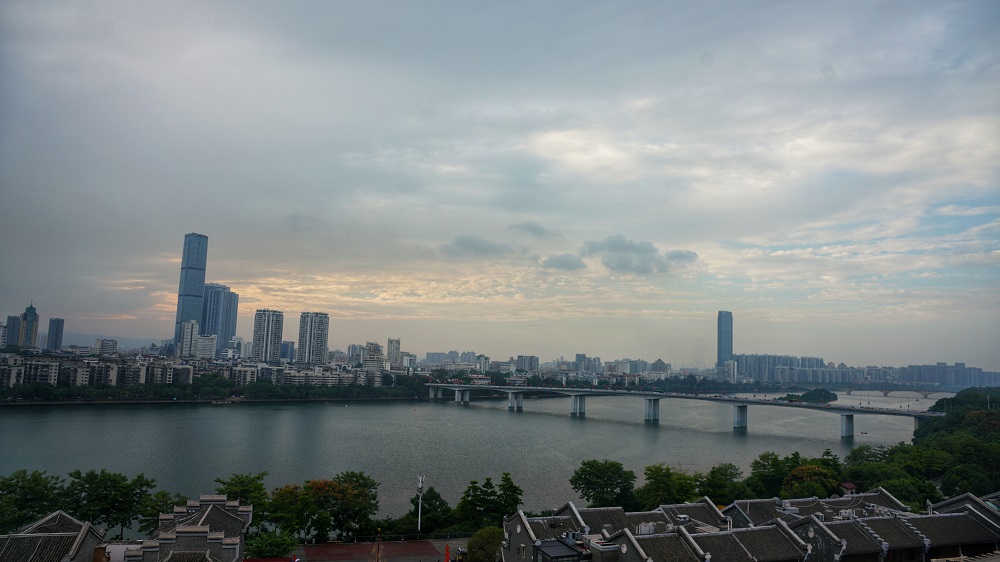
[[1, 1, 997, 369]]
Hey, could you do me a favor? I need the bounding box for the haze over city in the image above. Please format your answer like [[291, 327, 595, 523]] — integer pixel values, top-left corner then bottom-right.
[[1, 2, 997, 370]]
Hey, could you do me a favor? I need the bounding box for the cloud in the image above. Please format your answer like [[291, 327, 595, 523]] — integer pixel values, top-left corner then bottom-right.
[[441, 235, 512, 258], [541, 253, 587, 270], [509, 221, 561, 239], [581, 234, 699, 274]]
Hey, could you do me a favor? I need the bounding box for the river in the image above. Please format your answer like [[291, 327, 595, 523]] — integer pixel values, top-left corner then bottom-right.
[[0, 390, 946, 517]]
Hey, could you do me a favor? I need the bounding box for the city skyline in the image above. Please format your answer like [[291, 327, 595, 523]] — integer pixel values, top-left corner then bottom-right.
[[1, 2, 997, 370]]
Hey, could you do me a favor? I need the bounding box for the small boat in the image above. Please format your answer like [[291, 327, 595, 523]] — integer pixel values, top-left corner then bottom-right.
[[859, 431, 868, 435]]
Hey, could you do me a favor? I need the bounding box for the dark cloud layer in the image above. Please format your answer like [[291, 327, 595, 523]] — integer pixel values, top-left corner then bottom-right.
[[581, 235, 698, 274]]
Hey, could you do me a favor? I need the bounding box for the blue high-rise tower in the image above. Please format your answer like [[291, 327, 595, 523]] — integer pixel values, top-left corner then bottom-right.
[[202, 283, 239, 353], [717, 310, 733, 368], [174, 233, 208, 344]]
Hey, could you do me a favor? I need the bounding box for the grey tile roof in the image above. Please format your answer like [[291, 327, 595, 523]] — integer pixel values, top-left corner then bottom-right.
[[17, 511, 85, 534], [859, 517, 925, 550], [729, 499, 780, 526], [625, 511, 672, 530], [691, 533, 754, 561], [633, 534, 702, 562], [0, 533, 79, 562], [527, 517, 580, 540], [823, 521, 882, 556], [930, 493, 1000, 528], [166, 504, 245, 538], [729, 527, 805, 562], [160, 551, 222, 562], [905, 513, 1000, 546], [575, 507, 630, 535], [660, 503, 725, 528]]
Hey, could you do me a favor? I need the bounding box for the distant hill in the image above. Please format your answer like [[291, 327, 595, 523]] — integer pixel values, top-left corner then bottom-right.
[[60, 331, 165, 350]]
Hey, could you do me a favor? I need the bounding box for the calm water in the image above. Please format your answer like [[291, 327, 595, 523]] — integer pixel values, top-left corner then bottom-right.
[[0, 391, 947, 516]]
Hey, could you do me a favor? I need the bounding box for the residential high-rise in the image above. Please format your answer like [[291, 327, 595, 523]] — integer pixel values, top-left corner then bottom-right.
[[296, 312, 329, 365], [252, 309, 283, 363], [46, 318, 64, 352], [4, 316, 19, 347], [178, 320, 200, 357], [201, 283, 239, 355], [717, 310, 733, 368], [18, 303, 39, 348], [387, 338, 401, 368], [173, 233, 209, 344]]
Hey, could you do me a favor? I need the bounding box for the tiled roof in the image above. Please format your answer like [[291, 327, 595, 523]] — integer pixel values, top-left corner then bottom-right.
[[660, 502, 725, 528], [860, 517, 925, 549], [633, 533, 702, 562], [17, 511, 85, 534], [165, 504, 245, 538], [691, 532, 754, 561], [575, 507, 630, 535], [905, 513, 1000, 546], [730, 527, 805, 562], [527, 517, 579, 540], [729, 499, 780, 526], [160, 551, 222, 562], [930, 493, 1000, 528], [625, 510, 671, 530], [823, 521, 882, 556], [0, 534, 79, 562]]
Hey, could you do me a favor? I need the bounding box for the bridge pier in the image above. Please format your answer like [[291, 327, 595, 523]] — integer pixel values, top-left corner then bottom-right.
[[429, 387, 442, 399], [454, 390, 470, 403], [733, 404, 748, 429], [507, 392, 523, 411], [571, 395, 587, 416], [918, 391, 933, 399], [644, 399, 660, 422], [841, 414, 854, 438], [880, 389, 891, 397]]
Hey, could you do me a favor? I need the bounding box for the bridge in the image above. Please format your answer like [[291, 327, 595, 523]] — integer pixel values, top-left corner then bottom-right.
[[426, 383, 944, 439]]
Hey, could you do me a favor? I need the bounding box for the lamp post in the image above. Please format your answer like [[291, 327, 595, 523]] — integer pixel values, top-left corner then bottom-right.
[[417, 475, 424, 533]]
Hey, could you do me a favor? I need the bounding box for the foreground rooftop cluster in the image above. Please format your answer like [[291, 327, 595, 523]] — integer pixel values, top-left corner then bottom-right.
[[503, 489, 1000, 562]]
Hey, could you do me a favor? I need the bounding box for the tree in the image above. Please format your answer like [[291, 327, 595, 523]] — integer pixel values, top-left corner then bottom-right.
[[0, 470, 65, 533], [267, 484, 309, 538], [138, 491, 188, 535], [214, 471, 269, 530], [780, 465, 839, 499], [635, 464, 701, 509], [466, 526, 504, 562], [697, 463, 750, 506], [569, 460, 637, 509], [409, 486, 451, 533], [64, 469, 156, 538], [497, 473, 523, 517], [245, 531, 298, 559]]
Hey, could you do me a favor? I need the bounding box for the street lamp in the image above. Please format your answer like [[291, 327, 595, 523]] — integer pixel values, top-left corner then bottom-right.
[[417, 475, 424, 532]]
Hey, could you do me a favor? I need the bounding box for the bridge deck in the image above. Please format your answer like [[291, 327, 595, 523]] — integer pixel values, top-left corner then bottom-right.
[[425, 383, 943, 418]]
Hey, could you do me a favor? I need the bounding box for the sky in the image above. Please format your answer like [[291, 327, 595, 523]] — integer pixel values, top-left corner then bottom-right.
[[1, 1, 998, 370]]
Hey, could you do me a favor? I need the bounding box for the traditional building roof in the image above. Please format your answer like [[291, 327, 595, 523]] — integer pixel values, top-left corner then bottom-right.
[[929, 492, 1000, 528], [904, 512, 1000, 547], [632, 532, 704, 562], [0, 511, 105, 562], [728, 525, 808, 562], [659, 498, 729, 530], [690, 532, 756, 561], [823, 520, 884, 557], [527, 516, 581, 540], [859, 516, 927, 551]]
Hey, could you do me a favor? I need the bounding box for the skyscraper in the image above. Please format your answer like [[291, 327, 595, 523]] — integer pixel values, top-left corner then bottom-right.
[[201, 283, 239, 355], [296, 312, 329, 365], [178, 320, 200, 357], [173, 233, 208, 344], [387, 338, 401, 368], [4, 316, 19, 347], [18, 303, 39, 348], [46, 318, 64, 352], [252, 309, 283, 363], [717, 310, 733, 368]]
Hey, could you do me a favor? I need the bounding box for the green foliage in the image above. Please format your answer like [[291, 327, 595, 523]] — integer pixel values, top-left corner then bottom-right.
[[214, 471, 269, 529], [466, 526, 504, 562], [0, 470, 66, 533], [498, 472, 523, 516], [245, 531, 298, 559], [635, 464, 702, 509], [302, 471, 380, 541], [780, 465, 839, 499], [569, 459, 638, 509], [409, 486, 452, 533], [138, 491, 188, 535], [63, 469, 156, 538], [697, 463, 750, 506]]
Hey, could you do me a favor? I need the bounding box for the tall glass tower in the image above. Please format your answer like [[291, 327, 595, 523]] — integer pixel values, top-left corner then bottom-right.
[[46, 318, 64, 351], [174, 233, 208, 344], [296, 312, 330, 365], [202, 283, 239, 354], [717, 310, 733, 368]]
